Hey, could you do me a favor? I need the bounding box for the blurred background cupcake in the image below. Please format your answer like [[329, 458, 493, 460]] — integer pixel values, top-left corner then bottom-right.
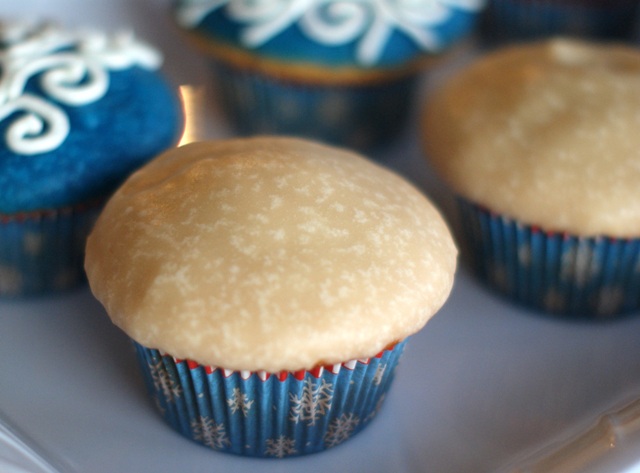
[[85, 137, 457, 457], [173, 0, 485, 151], [0, 20, 183, 297], [480, 0, 640, 43], [422, 38, 640, 318]]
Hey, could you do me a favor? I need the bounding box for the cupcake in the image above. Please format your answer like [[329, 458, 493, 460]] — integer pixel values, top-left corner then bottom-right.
[[85, 137, 457, 457], [0, 21, 183, 297], [480, 0, 640, 42], [422, 38, 640, 318], [173, 0, 485, 151]]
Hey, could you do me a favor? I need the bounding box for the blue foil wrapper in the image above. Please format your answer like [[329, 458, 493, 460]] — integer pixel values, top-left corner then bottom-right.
[[457, 198, 640, 318], [0, 202, 101, 297], [134, 339, 407, 457], [209, 59, 420, 152], [480, 0, 639, 42]]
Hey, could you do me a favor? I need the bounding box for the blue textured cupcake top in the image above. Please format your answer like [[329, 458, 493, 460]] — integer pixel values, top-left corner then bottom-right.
[[175, 0, 485, 69], [0, 22, 183, 214]]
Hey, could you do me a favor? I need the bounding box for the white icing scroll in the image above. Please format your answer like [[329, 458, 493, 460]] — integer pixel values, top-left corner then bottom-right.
[[0, 21, 163, 156], [176, 0, 485, 65]]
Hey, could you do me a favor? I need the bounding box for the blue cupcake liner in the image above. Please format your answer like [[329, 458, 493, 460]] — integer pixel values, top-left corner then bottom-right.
[[209, 58, 420, 151], [0, 202, 102, 297], [457, 198, 640, 317], [134, 339, 407, 457], [480, 0, 640, 41]]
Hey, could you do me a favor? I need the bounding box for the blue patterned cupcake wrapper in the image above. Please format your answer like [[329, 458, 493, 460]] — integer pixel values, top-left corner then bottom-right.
[[134, 339, 407, 457], [209, 59, 420, 151], [0, 203, 102, 297], [457, 198, 640, 317], [481, 0, 639, 41]]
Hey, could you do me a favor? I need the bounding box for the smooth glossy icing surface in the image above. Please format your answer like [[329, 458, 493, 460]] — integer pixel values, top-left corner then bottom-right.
[[176, 0, 484, 68], [0, 21, 183, 213], [423, 38, 640, 237], [85, 137, 457, 372]]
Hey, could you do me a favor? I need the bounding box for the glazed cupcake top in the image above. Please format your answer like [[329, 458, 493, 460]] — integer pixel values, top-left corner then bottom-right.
[[423, 38, 640, 237], [175, 0, 484, 74], [0, 21, 183, 214], [85, 137, 457, 372]]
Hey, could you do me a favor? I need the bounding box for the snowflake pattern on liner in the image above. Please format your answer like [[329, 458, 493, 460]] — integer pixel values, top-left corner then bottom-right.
[[137, 341, 407, 457], [0, 265, 22, 294], [148, 359, 183, 402], [560, 242, 600, 288], [372, 363, 387, 386], [191, 416, 231, 449], [325, 413, 360, 448], [227, 387, 254, 415], [458, 198, 640, 316], [265, 435, 298, 458], [176, 0, 485, 65], [289, 377, 333, 425]]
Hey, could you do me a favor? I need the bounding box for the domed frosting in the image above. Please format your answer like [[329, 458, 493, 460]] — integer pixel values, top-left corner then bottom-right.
[[423, 38, 640, 237], [85, 137, 457, 372]]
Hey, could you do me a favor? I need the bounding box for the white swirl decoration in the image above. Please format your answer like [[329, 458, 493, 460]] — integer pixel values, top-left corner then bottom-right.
[[177, 0, 485, 65], [0, 21, 162, 155]]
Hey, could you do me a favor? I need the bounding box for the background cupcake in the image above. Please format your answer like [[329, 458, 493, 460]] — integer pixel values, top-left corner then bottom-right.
[[480, 0, 640, 43], [85, 137, 457, 457], [422, 38, 640, 318], [173, 0, 485, 151], [0, 20, 183, 297]]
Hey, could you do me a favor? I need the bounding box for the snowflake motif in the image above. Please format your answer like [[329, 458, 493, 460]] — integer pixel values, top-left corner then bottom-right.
[[517, 241, 531, 267], [22, 232, 44, 255], [593, 286, 624, 316], [324, 413, 360, 448], [560, 243, 599, 288], [543, 288, 566, 313], [264, 435, 297, 458], [318, 91, 351, 125], [191, 416, 231, 449], [53, 267, 79, 290], [277, 93, 303, 122], [372, 363, 386, 386], [0, 265, 23, 294], [489, 261, 509, 292], [226, 387, 254, 415], [148, 360, 182, 402], [289, 378, 334, 426]]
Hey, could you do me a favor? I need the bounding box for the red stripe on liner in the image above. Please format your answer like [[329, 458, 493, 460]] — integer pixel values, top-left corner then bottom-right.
[[0, 197, 105, 223], [161, 342, 399, 383]]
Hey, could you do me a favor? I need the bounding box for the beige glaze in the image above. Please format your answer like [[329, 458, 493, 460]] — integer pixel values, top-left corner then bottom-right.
[[85, 137, 457, 372], [423, 38, 640, 237]]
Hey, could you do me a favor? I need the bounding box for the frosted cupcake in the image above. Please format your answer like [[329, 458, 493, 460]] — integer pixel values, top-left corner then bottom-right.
[[480, 0, 640, 42], [173, 0, 485, 151], [0, 21, 183, 297], [423, 38, 640, 318], [85, 137, 457, 457]]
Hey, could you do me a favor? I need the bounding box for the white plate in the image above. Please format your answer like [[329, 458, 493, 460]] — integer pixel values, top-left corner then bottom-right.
[[2, 1, 640, 472]]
